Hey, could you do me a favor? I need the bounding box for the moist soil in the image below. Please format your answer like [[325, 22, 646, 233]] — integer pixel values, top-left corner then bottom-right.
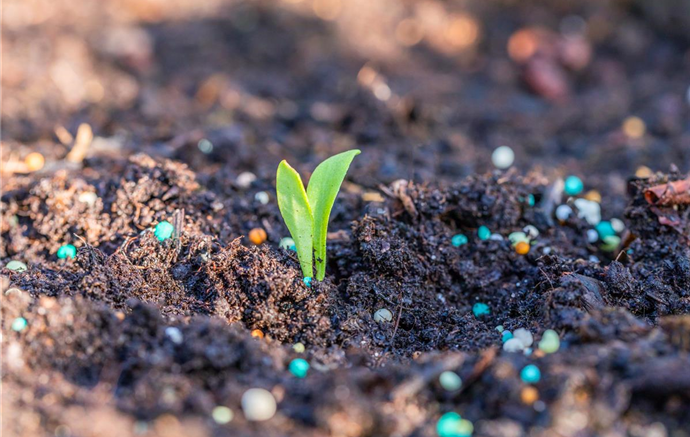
[[2, 1, 690, 436]]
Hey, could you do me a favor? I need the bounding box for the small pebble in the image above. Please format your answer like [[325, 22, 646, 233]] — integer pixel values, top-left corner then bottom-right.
[[472, 303, 490, 317], [574, 198, 601, 225], [513, 328, 533, 347], [303, 277, 313, 287], [25, 152, 45, 171], [611, 218, 625, 233], [595, 221, 615, 239], [520, 364, 541, 384], [521, 386, 539, 405], [564, 175, 584, 196], [601, 235, 621, 252], [503, 338, 525, 352], [451, 234, 468, 247], [501, 331, 513, 343], [57, 244, 77, 260], [11, 317, 27, 332], [489, 233, 503, 241], [248, 228, 267, 245], [477, 226, 491, 241], [293, 342, 305, 353], [251, 329, 264, 339], [5, 260, 27, 272], [491, 146, 515, 169], [255, 191, 270, 205], [241, 388, 277, 422], [165, 327, 183, 344], [523, 225, 539, 239], [555, 204, 572, 221], [5, 288, 23, 297], [622, 116, 645, 139], [587, 229, 599, 243], [526, 194, 535, 207], [279, 237, 296, 251], [495, 325, 504, 333], [78, 192, 98, 205], [289, 358, 310, 378], [134, 421, 149, 434], [524, 348, 533, 356], [508, 232, 529, 246], [374, 308, 393, 323], [635, 165, 653, 178], [456, 419, 474, 436], [437, 412, 462, 437], [515, 241, 530, 255], [154, 221, 174, 242], [589, 255, 600, 263], [584, 190, 602, 203], [212, 406, 234, 424], [236, 172, 257, 188], [198, 139, 214, 154], [538, 329, 560, 354], [439, 371, 462, 391]]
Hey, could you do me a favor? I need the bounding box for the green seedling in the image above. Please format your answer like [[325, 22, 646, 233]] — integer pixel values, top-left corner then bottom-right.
[[276, 149, 360, 281]]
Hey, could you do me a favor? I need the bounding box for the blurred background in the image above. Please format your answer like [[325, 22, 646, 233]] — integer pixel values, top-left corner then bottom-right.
[[2, 0, 690, 190]]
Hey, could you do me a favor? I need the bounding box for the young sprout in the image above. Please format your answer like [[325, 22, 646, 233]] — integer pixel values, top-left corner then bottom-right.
[[276, 149, 360, 281]]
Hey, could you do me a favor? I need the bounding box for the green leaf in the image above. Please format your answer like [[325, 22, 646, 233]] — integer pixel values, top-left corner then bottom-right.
[[277, 160, 314, 277], [307, 149, 360, 280]]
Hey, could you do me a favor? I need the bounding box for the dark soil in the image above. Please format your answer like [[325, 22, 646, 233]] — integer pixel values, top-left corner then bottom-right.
[[2, 0, 690, 436]]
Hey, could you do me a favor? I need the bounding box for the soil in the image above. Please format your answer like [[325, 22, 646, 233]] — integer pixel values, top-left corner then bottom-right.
[[2, 0, 690, 436]]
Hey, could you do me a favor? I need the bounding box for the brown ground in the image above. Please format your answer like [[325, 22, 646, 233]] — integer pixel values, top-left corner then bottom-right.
[[2, 0, 690, 436]]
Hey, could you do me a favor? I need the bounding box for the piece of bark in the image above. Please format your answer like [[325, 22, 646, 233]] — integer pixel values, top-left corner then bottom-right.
[[644, 177, 690, 206]]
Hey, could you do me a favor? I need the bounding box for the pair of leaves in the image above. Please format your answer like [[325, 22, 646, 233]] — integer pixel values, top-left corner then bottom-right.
[[276, 149, 360, 280]]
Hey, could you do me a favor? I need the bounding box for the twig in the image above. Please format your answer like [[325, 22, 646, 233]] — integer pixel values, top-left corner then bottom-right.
[[462, 347, 497, 389], [539, 267, 555, 291], [65, 123, 93, 164], [389, 296, 404, 348], [54, 125, 74, 145], [374, 288, 405, 367]]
